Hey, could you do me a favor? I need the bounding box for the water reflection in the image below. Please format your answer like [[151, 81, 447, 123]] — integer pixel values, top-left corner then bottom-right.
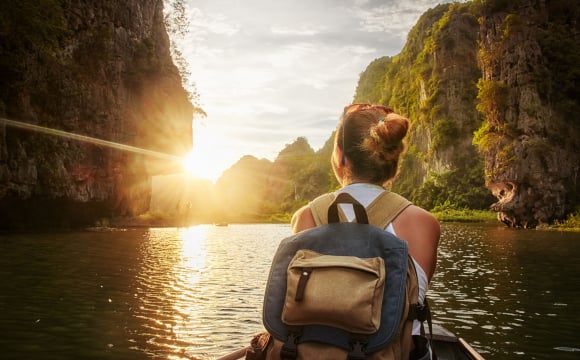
[[180, 227, 209, 276], [431, 223, 580, 359], [1, 224, 579, 359], [129, 227, 211, 359], [128, 225, 286, 359]]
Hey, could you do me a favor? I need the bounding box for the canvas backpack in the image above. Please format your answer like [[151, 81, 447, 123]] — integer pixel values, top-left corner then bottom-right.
[[247, 191, 433, 360]]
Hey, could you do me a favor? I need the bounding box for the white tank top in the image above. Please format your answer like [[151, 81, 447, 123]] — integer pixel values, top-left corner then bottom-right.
[[335, 183, 429, 335]]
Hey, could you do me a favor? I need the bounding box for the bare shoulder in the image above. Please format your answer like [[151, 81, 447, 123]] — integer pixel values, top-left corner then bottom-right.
[[291, 205, 316, 234], [393, 205, 440, 280], [398, 205, 440, 235]]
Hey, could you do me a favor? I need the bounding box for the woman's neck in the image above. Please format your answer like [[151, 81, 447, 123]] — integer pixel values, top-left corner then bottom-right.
[[342, 181, 384, 189]]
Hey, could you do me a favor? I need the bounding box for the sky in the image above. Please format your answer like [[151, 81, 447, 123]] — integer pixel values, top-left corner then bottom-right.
[[170, 0, 459, 182]]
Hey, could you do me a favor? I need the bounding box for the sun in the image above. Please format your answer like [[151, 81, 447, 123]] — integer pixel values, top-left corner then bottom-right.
[[181, 149, 224, 183], [181, 150, 200, 176], [179, 121, 236, 183]]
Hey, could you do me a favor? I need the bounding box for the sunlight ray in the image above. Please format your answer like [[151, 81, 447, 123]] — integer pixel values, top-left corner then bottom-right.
[[1, 117, 182, 162]]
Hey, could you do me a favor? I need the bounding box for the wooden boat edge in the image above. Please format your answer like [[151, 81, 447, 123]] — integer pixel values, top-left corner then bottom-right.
[[458, 337, 486, 360], [215, 324, 485, 360]]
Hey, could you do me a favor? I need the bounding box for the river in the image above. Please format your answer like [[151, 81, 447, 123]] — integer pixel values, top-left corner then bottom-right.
[[0, 223, 579, 359]]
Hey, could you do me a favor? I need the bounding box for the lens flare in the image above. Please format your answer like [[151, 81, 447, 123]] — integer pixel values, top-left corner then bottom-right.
[[1, 117, 182, 161]]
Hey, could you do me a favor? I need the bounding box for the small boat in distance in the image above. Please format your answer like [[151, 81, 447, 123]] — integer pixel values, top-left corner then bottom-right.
[[214, 222, 229, 227], [215, 324, 485, 360]]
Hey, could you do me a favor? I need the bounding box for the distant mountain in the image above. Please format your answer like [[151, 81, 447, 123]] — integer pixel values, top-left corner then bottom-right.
[[211, 137, 338, 223]]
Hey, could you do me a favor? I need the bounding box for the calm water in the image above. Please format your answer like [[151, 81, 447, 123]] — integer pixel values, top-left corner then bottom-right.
[[0, 223, 579, 359]]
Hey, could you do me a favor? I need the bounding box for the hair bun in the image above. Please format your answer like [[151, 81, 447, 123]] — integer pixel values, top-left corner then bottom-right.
[[362, 112, 408, 161], [380, 113, 409, 144]]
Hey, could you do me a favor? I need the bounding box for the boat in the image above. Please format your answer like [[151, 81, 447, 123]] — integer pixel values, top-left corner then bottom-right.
[[426, 324, 485, 360], [215, 324, 485, 360]]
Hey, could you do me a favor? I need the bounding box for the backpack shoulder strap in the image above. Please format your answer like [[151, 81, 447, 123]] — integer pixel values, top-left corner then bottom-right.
[[366, 191, 412, 229], [309, 193, 338, 225], [310, 191, 412, 228]]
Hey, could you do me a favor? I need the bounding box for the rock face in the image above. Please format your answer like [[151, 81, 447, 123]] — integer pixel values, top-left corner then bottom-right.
[[478, 0, 580, 227], [355, 1, 579, 228], [0, 0, 193, 229]]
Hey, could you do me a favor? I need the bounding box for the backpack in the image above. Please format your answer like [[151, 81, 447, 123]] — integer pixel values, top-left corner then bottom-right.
[[247, 192, 433, 360]]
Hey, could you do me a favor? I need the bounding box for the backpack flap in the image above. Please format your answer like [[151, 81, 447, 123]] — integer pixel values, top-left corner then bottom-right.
[[282, 249, 385, 334], [262, 222, 409, 353]]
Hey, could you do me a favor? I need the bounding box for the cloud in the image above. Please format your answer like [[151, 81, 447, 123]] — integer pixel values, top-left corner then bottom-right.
[[270, 25, 324, 37], [171, 0, 459, 180], [184, 6, 239, 44]]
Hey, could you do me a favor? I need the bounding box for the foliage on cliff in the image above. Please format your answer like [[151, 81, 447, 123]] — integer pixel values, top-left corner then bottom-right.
[[354, 3, 494, 211]]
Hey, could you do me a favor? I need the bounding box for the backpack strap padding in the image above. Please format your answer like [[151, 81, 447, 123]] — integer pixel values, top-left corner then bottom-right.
[[308, 193, 337, 226], [366, 191, 412, 229], [309, 191, 411, 229]]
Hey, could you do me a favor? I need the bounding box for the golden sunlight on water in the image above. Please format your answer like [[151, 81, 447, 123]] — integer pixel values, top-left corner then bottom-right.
[[172, 227, 213, 357], [179, 226, 209, 287], [129, 225, 286, 359]]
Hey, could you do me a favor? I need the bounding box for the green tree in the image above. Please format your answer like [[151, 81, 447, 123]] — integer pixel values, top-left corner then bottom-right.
[[163, 0, 205, 115]]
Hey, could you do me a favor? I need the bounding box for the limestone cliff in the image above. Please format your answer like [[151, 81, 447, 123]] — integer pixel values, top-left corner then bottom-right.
[[477, 0, 580, 227], [355, 0, 579, 228], [0, 0, 193, 229], [355, 3, 494, 211]]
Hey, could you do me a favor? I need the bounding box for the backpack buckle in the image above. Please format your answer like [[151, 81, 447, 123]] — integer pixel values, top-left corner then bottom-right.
[[280, 329, 302, 360], [348, 334, 368, 360], [415, 298, 432, 322]]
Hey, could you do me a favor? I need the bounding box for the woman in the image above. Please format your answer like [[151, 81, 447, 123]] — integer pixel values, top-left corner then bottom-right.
[[291, 103, 440, 337]]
